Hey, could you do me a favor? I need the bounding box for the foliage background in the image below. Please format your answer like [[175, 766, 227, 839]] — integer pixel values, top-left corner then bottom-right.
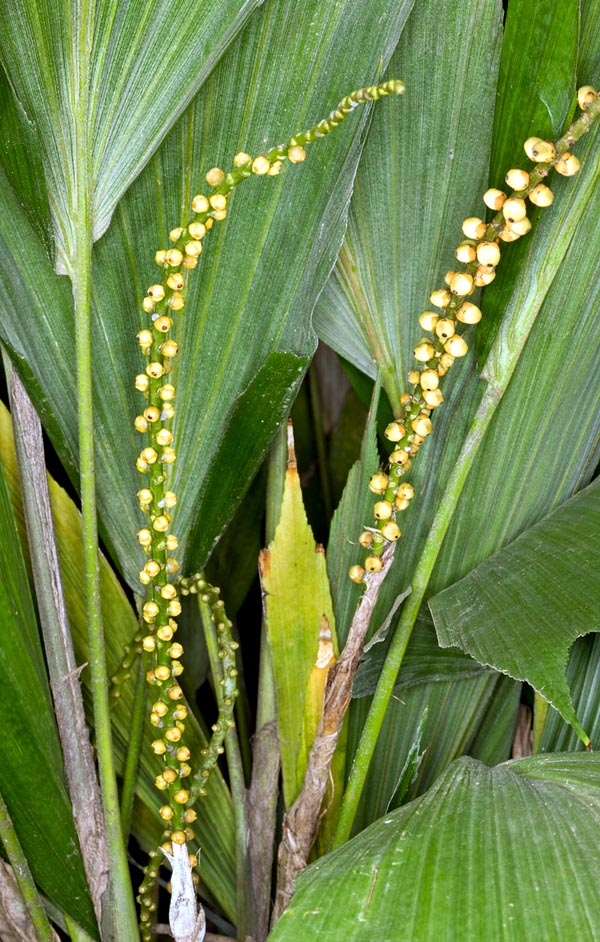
[[0, 0, 599, 939]]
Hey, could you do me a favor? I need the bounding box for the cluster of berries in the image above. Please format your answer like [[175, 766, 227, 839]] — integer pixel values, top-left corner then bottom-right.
[[350, 84, 598, 583]]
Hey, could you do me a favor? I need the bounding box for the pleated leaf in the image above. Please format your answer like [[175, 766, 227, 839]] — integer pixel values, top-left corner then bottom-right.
[[0, 402, 237, 920], [0, 447, 96, 934], [0, 0, 261, 268], [313, 0, 503, 413], [260, 446, 337, 808], [269, 754, 600, 942], [0, 0, 413, 590], [430, 481, 600, 743]]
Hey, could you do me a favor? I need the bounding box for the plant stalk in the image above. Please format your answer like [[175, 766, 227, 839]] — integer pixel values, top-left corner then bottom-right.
[[71, 2, 138, 936]]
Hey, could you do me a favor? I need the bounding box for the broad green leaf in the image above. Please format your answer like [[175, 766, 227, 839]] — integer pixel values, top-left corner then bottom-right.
[[491, 0, 578, 177], [430, 481, 600, 743], [579, 0, 600, 82], [269, 754, 600, 942], [0, 402, 237, 919], [0, 0, 261, 267], [0, 447, 96, 935], [314, 0, 503, 412], [476, 0, 579, 363], [0, 0, 414, 591], [260, 446, 337, 808]]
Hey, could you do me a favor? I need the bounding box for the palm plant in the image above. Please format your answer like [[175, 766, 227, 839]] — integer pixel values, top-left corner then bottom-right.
[[0, 0, 599, 940]]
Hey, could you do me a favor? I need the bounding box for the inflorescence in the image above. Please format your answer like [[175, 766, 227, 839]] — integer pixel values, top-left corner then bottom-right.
[[349, 84, 600, 583], [132, 79, 406, 937]]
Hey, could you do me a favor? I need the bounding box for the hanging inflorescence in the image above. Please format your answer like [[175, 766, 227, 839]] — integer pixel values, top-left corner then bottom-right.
[[349, 84, 600, 584], [132, 79, 406, 940]]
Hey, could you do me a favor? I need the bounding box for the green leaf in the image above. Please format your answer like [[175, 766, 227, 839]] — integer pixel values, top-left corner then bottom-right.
[[268, 754, 600, 942], [0, 447, 96, 935], [491, 0, 578, 176], [314, 0, 503, 412], [0, 0, 414, 590], [430, 481, 600, 743], [476, 0, 580, 364], [0, 0, 262, 267], [260, 449, 337, 808]]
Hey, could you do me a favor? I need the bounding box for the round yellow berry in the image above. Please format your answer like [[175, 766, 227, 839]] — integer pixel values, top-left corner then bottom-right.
[[414, 340, 436, 362], [449, 273, 473, 296], [482, 188, 506, 210], [233, 152, 252, 167], [528, 184, 554, 207], [191, 195, 210, 213], [555, 152, 580, 176], [456, 302, 482, 325], [577, 85, 597, 110], [411, 415, 432, 437], [504, 168, 530, 190], [373, 501, 393, 520], [502, 197, 527, 223], [252, 156, 271, 175], [418, 310, 440, 332], [381, 522, 401, 542], [419, 369, 439, 391], [205, 167, 225, 187], [423, 388, 444, 408], [396, 482, 414, 500], [476, 241, 500, 267], [368, 472, 389, 494], [429, 288, 451, 309], [444, 335, 469, 358], [288, 145, 307, 163], [165, 249, 183, 267], [455, 241, 476, 263], [364, 555, 383, 573], [435, 318, 455, 341], [462, 217, 487, 240]]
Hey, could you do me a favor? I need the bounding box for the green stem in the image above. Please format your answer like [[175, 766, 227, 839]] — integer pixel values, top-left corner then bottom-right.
[[119, 651, 149, 838], [71, 3, 138, 937], [532, 692, 549, 754], [332, 384, 503, 847], [0, 790, 55, 942]]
